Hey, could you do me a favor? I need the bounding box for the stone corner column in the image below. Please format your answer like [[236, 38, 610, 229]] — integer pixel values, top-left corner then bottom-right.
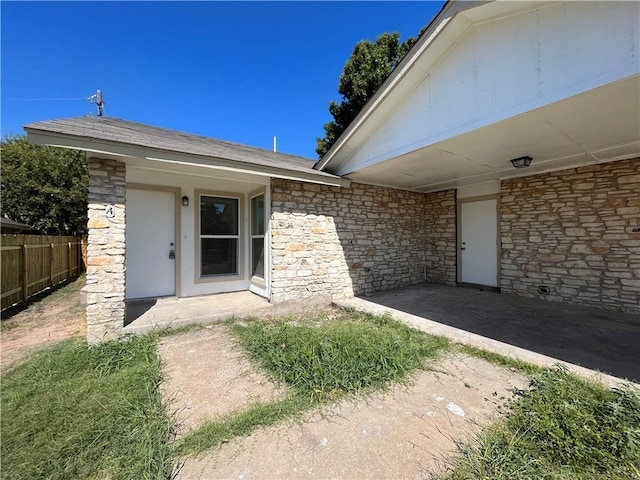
[[85, 158, 126, 344]]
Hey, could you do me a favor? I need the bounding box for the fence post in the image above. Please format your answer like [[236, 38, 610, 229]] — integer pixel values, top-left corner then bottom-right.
[[22, 244, 28, 302], [68, 242, 73, 280], [50, 243, 55, 286]]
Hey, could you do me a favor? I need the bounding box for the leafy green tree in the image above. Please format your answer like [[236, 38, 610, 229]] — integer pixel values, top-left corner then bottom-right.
[[316, 32, 418, 158], [1, 135, 88, 235]]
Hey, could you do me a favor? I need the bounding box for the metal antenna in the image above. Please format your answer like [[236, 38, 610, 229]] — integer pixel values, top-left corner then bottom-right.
[[89, 90, 104, 116], [273, 136, 277, 152]]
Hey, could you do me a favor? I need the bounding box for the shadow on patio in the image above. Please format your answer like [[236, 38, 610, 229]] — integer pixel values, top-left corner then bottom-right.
[[343, 284, 640, 383], [123, 292, 273, 335]]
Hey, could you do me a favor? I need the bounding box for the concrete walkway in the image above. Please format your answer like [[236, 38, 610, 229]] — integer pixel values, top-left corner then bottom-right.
[[336, 284, 640, 386], [175, 352, 527, 480], [160, 326, 288, 437]]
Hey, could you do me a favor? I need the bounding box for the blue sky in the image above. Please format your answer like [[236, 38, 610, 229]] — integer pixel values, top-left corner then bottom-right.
[[1, 1, 444, 158]]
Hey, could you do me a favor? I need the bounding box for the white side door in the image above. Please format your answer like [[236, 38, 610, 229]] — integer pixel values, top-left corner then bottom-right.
[[460, 198, 498, 287], [126, 188, 176, 299]]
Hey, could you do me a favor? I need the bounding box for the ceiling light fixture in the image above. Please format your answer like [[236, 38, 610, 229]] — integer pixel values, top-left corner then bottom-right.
[[510, 156, 532, 168]]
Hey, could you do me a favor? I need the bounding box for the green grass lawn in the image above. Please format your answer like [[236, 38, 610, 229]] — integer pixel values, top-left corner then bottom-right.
[[2, 306, 638, 480], [1, 335, 173, 480], [233, 310, 450, 400], [443, 366, 640, 480]]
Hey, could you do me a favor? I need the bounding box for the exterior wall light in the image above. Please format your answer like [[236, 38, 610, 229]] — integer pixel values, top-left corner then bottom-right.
[[510, 156, 532, 168], [182, 195, 189, 207]]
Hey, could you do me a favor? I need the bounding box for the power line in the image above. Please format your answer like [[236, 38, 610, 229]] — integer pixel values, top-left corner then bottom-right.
[[5, 89, 104, 115], [4, 96, 89, 101]]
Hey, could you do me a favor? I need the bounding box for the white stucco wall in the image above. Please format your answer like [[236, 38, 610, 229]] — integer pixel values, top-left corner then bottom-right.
[[126, 161, 270, 298], [338, 1, 640, 175]]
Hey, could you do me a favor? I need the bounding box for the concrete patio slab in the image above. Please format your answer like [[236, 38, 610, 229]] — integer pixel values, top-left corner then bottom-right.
[[336, 284, 640, 386], [124, 292, 271, 335], [123, 292, 332, 335]]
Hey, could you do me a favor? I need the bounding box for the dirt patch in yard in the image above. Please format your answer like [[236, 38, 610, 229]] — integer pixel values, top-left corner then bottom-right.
[[0, 276, 86, 370], [173, 348, 528, 480], [159, 325, 289, 436]]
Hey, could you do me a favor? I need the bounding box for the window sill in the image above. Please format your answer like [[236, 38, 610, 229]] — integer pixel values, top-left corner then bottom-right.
[[195, 273, 244, 284]]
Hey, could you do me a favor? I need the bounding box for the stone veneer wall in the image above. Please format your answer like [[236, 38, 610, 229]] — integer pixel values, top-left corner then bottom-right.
[[270, 179, 456, 303], [501, 158, 640, 313], [85, 158, 126, 343]]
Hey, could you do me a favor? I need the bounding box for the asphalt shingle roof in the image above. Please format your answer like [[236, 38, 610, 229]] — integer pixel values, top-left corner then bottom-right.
[[24, 116, 338, 179], [0, 217, 33, 231]]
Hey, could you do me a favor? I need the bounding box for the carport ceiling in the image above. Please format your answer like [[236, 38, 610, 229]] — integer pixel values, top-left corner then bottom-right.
[[344, 75, 640, 192]]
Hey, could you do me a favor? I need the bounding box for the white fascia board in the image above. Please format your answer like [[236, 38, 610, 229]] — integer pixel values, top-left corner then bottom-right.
[[25, 129, 351, 188]]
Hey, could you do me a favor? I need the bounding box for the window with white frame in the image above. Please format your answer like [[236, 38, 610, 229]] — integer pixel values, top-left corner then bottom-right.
[[250, 193, 265, 279], [199, 195, 239, 276]]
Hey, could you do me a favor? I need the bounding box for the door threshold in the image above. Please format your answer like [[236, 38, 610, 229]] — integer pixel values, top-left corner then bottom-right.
[[456, 282, 501, 293]]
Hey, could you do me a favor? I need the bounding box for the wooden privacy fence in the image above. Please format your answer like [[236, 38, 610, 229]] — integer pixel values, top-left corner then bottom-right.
[[1, 235, 83, 311]]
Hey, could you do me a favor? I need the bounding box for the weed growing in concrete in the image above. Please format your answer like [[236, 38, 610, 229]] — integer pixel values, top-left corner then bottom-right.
[[175, 310, 449, 456], [1, 335, 173, 480], [454, 344, 542, 376], [443, 365, 640, 479], [174, 397, 311, 456]]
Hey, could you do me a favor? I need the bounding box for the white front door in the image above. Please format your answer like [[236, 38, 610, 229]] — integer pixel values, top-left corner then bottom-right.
[[126, 189, 176, 299], [460, 198, 498, 287]]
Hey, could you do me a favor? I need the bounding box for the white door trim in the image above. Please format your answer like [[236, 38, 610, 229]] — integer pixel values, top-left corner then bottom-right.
[[456, 194, 501, 288], [126, 183, 182, 298]]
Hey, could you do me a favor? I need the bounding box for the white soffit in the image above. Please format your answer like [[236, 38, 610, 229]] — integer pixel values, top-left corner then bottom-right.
[[344, 74, 640, 192]]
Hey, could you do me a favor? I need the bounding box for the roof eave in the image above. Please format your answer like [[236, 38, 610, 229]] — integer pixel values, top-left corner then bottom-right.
[[25, 127, 351, 188]]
